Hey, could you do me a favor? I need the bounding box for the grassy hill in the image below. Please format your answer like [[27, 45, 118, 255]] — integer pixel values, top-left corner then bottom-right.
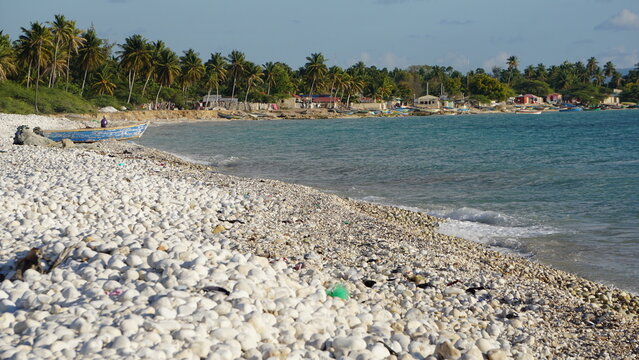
[[0, 81, 109, 115]]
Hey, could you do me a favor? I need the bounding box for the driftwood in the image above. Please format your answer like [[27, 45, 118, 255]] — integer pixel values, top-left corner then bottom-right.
[[46, 243, 81, 274]]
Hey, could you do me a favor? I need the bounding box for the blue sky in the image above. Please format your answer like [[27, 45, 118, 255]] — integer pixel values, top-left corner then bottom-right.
[[1, 0, 638, 71]]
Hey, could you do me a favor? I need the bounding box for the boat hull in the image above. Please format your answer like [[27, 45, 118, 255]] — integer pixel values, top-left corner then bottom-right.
[[43, 123, 148, 143]]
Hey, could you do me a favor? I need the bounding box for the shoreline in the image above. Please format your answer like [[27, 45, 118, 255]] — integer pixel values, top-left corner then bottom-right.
[[1, 113, 639, 358], [68, 106, 627, 123]]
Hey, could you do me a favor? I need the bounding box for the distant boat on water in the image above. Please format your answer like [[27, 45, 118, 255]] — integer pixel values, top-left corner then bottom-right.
[[43, 123, 148, 143]]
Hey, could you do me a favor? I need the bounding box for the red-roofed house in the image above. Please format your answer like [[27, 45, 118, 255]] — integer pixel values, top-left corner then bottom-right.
[[514, 94, 541, 105]]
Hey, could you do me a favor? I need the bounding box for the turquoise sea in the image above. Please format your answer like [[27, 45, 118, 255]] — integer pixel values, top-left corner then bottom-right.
[[136, 110, 639, 293]]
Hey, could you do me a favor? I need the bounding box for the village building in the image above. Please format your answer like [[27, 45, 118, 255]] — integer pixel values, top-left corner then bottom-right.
[[601, 89, 622, 106], [414, 95, 440, 109], [515, 94, 542, 105], [546, 93, 562, 104]]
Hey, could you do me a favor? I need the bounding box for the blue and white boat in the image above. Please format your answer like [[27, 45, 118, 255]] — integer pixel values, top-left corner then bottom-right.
[[43, 123, 148, 143]]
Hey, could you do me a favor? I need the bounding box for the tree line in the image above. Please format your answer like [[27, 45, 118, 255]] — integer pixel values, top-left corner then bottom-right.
[[1, 15, 638, 112]]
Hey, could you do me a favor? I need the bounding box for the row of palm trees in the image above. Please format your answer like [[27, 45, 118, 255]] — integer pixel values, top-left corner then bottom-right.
[[1, 15, 638, 112]]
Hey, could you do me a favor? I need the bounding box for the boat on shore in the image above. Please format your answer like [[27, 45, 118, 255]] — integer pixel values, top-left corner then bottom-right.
[[43, 123, 148, 143], [515, 110, 542, 114]]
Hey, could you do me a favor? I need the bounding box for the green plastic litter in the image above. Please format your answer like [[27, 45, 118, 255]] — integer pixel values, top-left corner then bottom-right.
[[326, 284, 349, 299], [118, 163, 125, 166]]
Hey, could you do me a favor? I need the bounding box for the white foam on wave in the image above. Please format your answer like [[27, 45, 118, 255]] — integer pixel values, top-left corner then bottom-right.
[[429, 207, 519, 227], [209, 154, 241, 167], [359, 198, 558, 256], [436, 218, 556, 255]]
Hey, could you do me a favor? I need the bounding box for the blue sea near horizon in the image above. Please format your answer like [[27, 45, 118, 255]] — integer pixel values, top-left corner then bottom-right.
[[136, 111, 639, 293]]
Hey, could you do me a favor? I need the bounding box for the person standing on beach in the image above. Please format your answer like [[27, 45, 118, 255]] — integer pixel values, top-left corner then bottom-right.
[[101, 116, 108, 128]]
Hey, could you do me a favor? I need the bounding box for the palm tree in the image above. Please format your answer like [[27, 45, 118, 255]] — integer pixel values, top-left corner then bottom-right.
[[227, 50, 246, 99], [179, 48, 204, 100], [375, 77, 394, 101], [154, 48, 180, 107], [0, 31, 17, 82], [244, 62, 263, 103], [63, 22, 84, 91], [77, 28, 106, 96], [14, 34, 38, 88], [506, 55, 519, 85], [205, 52, 227, 107], [47, 14, 74, 87], [119, 34, 151, 103], [141, 40, 165, 96], [345, 75, 365, 107], [603, 61, 616, 88], [326, 66, 343, 104], [19, 22, 53, 112], [262, 62, 277, 96], [586, 57, 599, 83], [304, 52, 327, 104], [524, 65, 535, 80], [92, 67, 116, 95], [535, 63, 548, 82]]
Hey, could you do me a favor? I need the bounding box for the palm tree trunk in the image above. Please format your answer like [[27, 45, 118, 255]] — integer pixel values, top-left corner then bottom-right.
[[245, 81, 252, 103], [205, 87, 212, 108], [81, 69, 88, 96], [142, 72, 152, 96], [35, 55, 41, 113], [26, 62, 32, 89], [155, 85, 163, 108], [231, 75, 237, 99], [309, 76, 316, 108], [127, 70, 136, 103], [49, 38, 60, 87], [65, 49, 71, 91], [215, 84, 220, 108]]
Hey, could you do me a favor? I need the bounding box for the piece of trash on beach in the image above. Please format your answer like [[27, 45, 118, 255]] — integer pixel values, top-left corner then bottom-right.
[[107, 289, 124, 297], [326, 284, 349, 299], [466, 286, 487, 295], [363, 280, 376, 288], [293, 262, 305, 271], [118, 163, 125, 166], [202, 286, 230, 296]]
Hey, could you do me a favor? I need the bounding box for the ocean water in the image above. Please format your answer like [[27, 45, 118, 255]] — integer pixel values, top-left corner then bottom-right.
[[136, 111, 639, 293]]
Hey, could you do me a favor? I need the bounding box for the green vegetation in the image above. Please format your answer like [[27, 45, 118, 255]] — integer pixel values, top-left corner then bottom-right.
[[0, 15, 638, 114], [0, 80, 95, 114]]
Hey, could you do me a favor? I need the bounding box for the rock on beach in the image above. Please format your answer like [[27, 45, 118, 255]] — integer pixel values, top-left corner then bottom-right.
[[0, 113, 638, 359]]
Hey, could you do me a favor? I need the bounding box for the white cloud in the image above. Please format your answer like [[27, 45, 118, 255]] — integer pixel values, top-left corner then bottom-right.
[[483, 51, 510, 70], [596, 9, 639, 31]]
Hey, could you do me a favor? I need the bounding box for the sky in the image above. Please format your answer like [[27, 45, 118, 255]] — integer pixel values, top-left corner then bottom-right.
[[1, 0, 638, 72]]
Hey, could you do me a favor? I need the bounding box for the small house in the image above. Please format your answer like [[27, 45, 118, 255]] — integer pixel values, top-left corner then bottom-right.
[[515, 94, 541, 105], [546, 93, 562, 104], [415, 95, 440, 108]]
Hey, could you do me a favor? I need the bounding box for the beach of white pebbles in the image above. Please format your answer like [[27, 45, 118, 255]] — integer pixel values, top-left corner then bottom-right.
[[1, 113, 638, 359]]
